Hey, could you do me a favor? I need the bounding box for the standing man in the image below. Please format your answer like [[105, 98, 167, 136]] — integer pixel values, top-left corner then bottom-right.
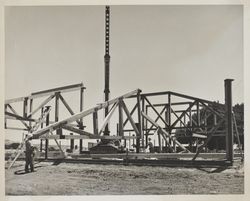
[[25, 134, 34, 173], [148, 138, 154, 153]]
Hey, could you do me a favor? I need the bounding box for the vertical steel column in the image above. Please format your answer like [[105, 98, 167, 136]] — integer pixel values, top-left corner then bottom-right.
[[165, 107, 168, 150], [197, 102, 200, 126], [55, 92, 60, 135], [225, 79, 234, 163], [204, 111, 208, 152], [70, 133, 74, 151], [168, 94, 173, 150], [158, 131, 162, 153], [141, 97, 145, 147], [103, 6, 111, 136], [40, 107, 44, 152], [45, 109, 50, 159], [79, 87, 85, 153], [29, 99, 33, 128], [93, 110, 98, 135], [137, 91, 143, 148], [23, 97, 28, 118], [145, 105, 148, 147], [118, 99, 124, 136]]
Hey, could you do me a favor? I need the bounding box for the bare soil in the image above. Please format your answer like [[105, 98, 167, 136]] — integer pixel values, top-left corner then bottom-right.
[[5, 160, 244, 195]]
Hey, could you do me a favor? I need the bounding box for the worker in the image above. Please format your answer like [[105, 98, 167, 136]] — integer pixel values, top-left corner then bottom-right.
[[25, 134, 35, 173], [148, 138, 154, 153]]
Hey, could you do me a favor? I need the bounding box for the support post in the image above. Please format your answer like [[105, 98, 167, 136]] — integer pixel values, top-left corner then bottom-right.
[[135, 123, 140, 153], [225, 79, 234, 163], [45, 110, 49, 159], [4, 105, 7, 129], [55, 92, 61, 135], [40, 107, 44, 152], [168, 94, 172, 149], [29, 99, 33, 128], [23, 97, 28, 118], [197, 102, 200, 126], [79, 87, 85, 154], [118, 99, 124, 136], [137, 92, 143, 148], [158, 130, 162, 153], [145, 105, 149, 147], [141, 96, 145, 147], [70, 133, 74, 151], [93, 110, 98, 135]]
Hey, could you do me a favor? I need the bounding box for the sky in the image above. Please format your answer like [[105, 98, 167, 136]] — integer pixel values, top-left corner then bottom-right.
[[4, 5, 243, 143]]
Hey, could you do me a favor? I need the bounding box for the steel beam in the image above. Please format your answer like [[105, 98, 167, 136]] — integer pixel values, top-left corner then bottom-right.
[[225, 79, 234, 163]]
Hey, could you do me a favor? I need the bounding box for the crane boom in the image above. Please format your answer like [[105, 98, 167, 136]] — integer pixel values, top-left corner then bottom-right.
[[104, 6, 111, 136]]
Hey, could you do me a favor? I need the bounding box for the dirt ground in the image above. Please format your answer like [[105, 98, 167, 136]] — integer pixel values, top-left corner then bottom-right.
[[5, 160, 244, 195]]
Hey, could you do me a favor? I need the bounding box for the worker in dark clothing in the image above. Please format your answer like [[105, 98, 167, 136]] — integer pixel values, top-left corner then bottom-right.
[[148, 138, 154, 153], [25, 134, 34, 173]]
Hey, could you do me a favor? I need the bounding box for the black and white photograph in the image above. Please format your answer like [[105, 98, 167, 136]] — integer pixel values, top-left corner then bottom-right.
[[2, 1, 247, 198]]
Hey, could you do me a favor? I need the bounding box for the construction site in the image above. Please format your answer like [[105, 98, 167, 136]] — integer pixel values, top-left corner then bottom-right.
[[4, 5, 244, 195]]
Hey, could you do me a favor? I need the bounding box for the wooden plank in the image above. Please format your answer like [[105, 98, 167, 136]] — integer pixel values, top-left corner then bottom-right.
[[30, 83, 84, 98], [123, 103, 138, 127], [171, 101, 197, 128], [158, 131, 162, 153], [7, 104, 30, 129], [39, 134, 138, 140], [59, 93, 74, 115], [5, 96, 27, 104], [5, 127, 28, 131], [27, 94, 55, 118], [29, 99, 33, 128], [23, 97, 28, 118], [5, 111, 36, 122], [145, 106, 166, 137], [5, 83, 85, 104], [93, 111, 98, 135], [79, 87, 85, 128], [62, 125, 94, 137], [32, 89, 140, 137], [59, 93, 81, 126], [121, 100, 140, 137], [144, 96, 169, 126], [88, 152, 229, 159], [118, 100, 124, 136], [171, 109, 188, 129], [141, 111, 188, 152], [192, 133, 207, 139], [5, 105, 7, 128], [151, 102, 192, 107], [197, 102, 200, 126], [55, 92, 59, 122], [169, 91, 223, 106], [168, 93, 171, 127], [98, 102, 118, 135], [137, 92, 143, 145]]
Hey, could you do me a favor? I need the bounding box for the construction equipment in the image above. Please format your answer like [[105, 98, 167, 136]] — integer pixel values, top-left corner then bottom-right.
[[103, 5, 111, 136]]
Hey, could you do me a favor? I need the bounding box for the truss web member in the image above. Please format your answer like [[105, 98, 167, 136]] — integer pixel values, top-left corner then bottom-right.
[[25, 134, 35, 173]]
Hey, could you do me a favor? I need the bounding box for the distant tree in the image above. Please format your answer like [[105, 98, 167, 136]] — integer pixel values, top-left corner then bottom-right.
[[175, 103, 244, 150]]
